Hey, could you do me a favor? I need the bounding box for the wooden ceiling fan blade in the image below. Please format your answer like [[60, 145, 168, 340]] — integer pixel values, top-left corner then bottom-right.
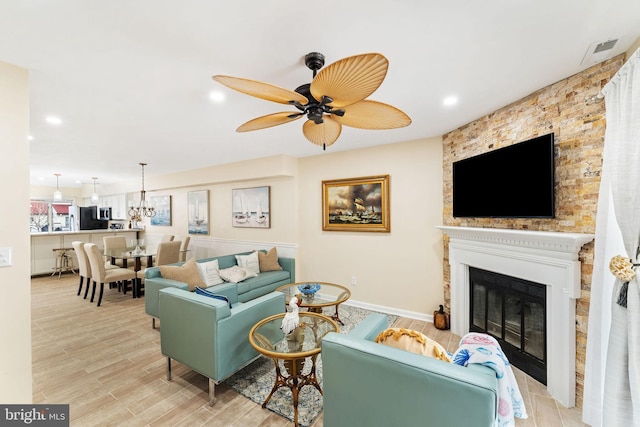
[[332, 100, 412, 129], [213, 75, 308, 105], [236, 112, 302, 132], [310, 53, 388, 108], [302, 117, 342, 147]]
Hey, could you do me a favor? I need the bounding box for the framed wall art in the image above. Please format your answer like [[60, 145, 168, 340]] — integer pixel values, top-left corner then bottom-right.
[[150, 195, 171, 226], [188, 190, 209, 235], [322, 175, 390, 232], [232, 186, 270, 228]]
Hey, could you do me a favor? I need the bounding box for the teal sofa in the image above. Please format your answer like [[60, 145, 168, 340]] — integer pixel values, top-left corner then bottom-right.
[[159, 286, 285, 405], [144, 251, 294, 328], [321, 313, 499, 427]]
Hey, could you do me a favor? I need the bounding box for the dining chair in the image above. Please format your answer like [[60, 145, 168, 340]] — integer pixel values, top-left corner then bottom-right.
[[103, 235, 127, 267], [179, 236, 190, 262], [72, 241, 91, 298], [154, 240, 182, 266], [139, 242, 182, 297], [73, 240, 120, 298], [84, 243, 138, 307], [160, 235, 175, 243]]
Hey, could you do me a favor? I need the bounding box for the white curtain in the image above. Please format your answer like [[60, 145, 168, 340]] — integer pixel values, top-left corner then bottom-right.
[[583, 47, 640, 427]]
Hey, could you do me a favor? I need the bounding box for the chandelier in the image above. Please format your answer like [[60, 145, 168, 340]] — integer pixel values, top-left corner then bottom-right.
[[128, 163, 156, 223]]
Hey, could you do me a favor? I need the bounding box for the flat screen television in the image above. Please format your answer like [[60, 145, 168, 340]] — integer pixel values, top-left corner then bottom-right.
[[452, 133, 555, 218]]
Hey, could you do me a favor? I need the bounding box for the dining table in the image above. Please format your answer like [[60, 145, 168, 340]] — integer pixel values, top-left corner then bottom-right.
[[106, 246, 157, 298]]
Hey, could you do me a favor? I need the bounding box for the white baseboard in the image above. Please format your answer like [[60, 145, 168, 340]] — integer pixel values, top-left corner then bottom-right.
[[341, 297, 433, 323]]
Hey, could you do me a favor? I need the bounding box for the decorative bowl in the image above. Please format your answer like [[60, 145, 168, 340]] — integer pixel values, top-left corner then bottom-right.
[[297, 283, 321, 295]]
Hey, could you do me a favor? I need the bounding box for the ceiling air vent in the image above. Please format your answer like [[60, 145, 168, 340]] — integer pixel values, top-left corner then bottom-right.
[[581, 38, 619, 66]]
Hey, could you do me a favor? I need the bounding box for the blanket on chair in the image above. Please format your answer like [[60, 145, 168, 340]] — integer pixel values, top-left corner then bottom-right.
[[452, 332, 528, 427]]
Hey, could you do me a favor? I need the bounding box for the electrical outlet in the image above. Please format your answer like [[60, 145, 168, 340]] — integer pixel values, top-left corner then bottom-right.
[[351, 276, 357, 286]]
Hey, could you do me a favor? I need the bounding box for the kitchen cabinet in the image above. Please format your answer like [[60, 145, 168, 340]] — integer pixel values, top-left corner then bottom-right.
[[93, 194, 127, 219]]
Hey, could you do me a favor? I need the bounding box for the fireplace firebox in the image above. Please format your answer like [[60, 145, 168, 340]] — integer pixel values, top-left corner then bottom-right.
[[469, 267, 546, 385]]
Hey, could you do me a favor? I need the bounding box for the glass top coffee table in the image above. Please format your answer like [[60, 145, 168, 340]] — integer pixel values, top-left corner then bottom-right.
[[276, 282, 351, 325], [249, 312, 339, 427]]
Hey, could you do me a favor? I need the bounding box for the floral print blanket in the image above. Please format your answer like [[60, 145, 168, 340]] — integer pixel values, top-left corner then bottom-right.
[[452, 332, 528, 427]]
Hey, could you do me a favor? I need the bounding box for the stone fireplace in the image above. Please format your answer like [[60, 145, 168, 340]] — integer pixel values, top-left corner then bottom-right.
[[437, 226, 594, 408]]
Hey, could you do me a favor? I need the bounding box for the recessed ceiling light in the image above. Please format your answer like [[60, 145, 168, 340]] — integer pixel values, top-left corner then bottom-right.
[[28, 135, 34, 140], [209, 91, 225, 103], [45, 116, 63, 125], [443, 96, 458, 107]]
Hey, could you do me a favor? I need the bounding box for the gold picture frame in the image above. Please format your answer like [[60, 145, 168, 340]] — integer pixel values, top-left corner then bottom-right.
[[322, 175, 390, 232]]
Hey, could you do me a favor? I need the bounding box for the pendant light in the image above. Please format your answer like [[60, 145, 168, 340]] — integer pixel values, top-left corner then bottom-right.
[[53, 173, 62, 201], [90, 177, 99, 204]]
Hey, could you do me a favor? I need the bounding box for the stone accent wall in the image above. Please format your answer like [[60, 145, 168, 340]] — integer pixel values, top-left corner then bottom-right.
[[442, 54, 625, 407]]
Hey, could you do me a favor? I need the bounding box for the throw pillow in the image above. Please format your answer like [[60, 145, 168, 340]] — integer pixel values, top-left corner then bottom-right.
[[374, 328, 452, 363], [218, 265, 258, 283], [258, 247, 283, 272], [159, 258, 206, 292], [196, 259, 224, 287], [195, 286, 232, 309], [235, 252, 260, 275]]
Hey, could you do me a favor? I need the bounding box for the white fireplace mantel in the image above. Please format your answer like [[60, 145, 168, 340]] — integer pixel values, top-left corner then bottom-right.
[[437, 226, 594, 408]]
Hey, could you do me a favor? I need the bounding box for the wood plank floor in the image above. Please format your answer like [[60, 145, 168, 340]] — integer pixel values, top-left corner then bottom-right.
[[31, 273, 587, 426]]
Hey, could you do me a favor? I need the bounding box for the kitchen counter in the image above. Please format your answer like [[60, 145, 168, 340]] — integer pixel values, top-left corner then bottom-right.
[[30, 228, 143, 236], [31, 229, 140, 276]]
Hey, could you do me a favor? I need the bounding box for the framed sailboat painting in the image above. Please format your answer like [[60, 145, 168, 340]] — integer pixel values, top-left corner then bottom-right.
[[322, 175, 390, 232], [188, 190, 209, 235], [232, 186, 270, 228], [150, 195, 171, 226]]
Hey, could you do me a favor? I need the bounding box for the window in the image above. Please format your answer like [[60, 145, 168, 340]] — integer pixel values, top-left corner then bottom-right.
[[30, 199, 74, 233]]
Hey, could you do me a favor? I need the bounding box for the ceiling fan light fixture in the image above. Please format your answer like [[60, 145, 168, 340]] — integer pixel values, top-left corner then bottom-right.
[[212, 51, 410, 149]]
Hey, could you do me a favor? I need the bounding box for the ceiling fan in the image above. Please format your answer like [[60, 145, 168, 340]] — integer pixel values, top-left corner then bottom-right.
[[212, 52, 412, 150]]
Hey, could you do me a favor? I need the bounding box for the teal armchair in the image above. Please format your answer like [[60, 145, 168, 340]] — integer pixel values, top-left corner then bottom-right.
[[159, 287, 285, 405], [321, 313, 499, 427]]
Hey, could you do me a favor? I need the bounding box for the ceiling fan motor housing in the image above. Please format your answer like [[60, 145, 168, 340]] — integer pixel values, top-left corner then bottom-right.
[[293, 83, 343, 124], [305, 52, 325, 74]]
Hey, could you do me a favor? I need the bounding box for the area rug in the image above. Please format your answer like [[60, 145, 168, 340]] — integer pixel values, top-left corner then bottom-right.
[[222, 305, 397, 426]]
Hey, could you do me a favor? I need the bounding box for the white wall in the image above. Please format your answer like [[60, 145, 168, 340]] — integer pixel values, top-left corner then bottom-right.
[[0, 61, 32, 402], [298, 137, 444, 318], [121, 138, 445, 319], [135, 156, 299, 259], [141, 174, 299, 260]]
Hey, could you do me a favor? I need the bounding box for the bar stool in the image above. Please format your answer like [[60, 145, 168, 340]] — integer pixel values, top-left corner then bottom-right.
[[52, 247, 76, 279]]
